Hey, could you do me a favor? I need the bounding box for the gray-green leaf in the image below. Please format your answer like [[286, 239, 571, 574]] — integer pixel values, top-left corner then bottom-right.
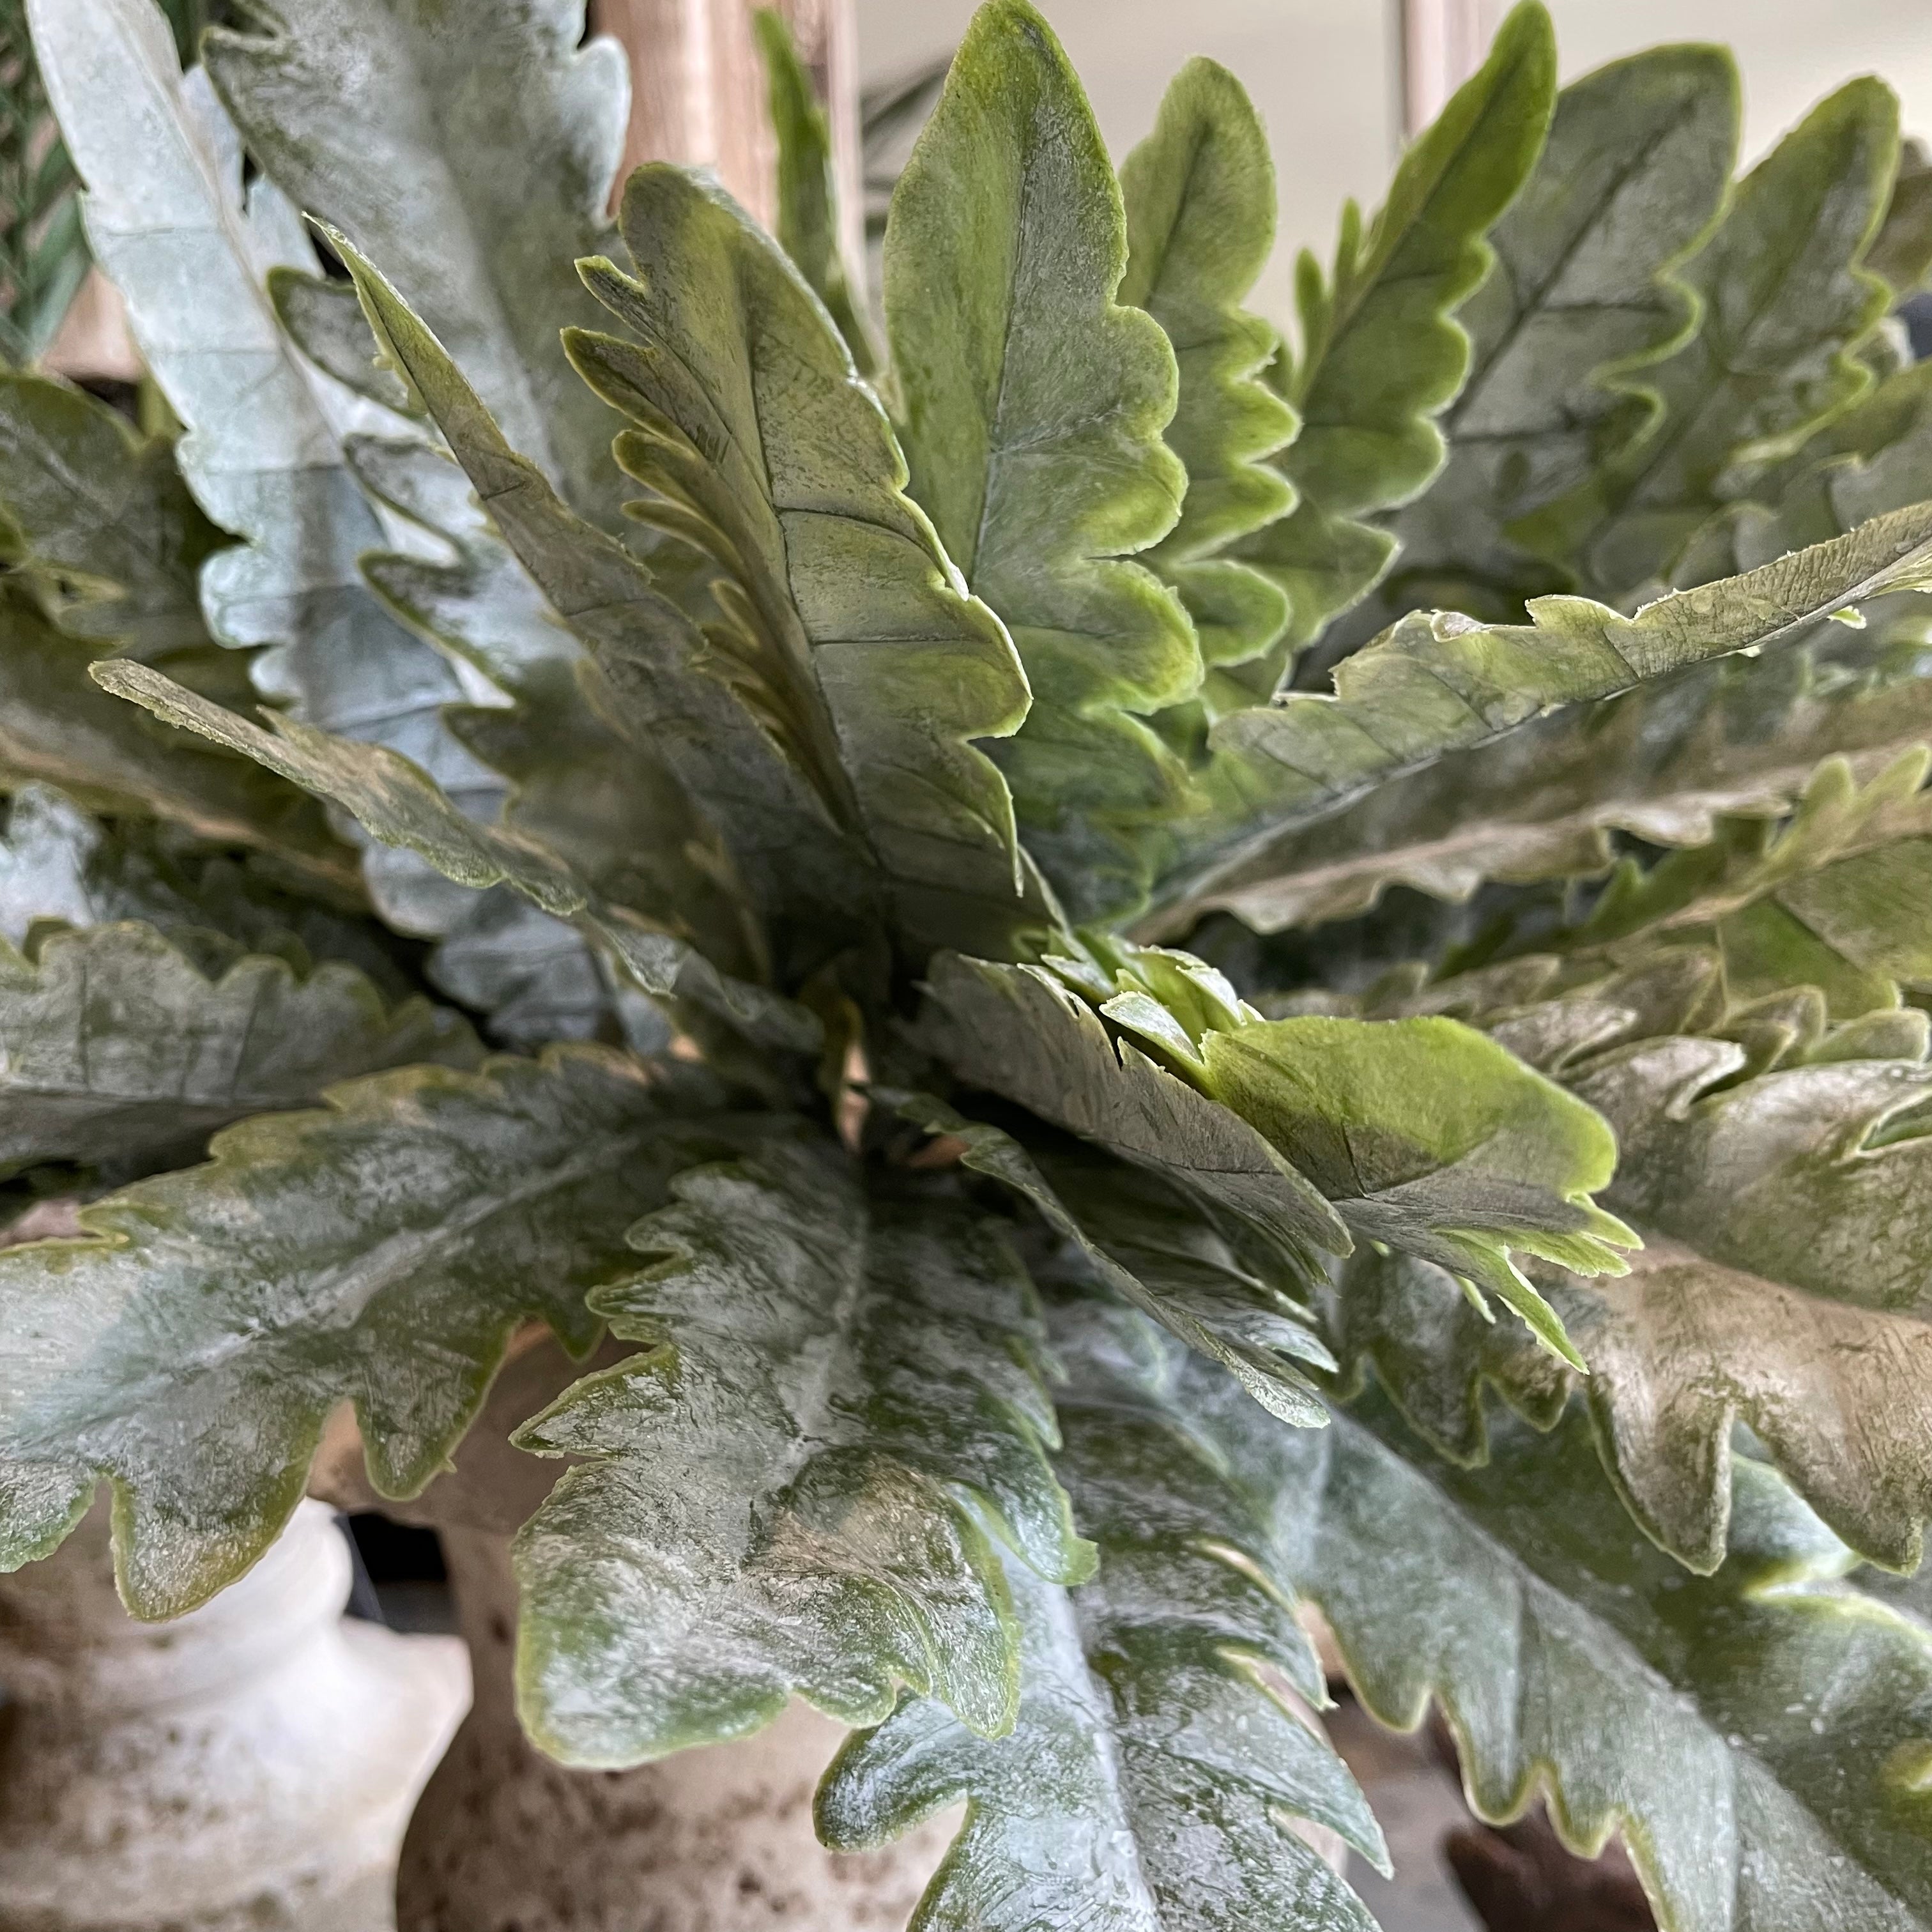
[[511, 1132, 1089, 1763]]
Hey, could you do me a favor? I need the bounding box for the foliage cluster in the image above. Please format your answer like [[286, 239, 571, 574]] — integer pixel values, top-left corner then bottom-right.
[[4, 1, 1932, 1924]]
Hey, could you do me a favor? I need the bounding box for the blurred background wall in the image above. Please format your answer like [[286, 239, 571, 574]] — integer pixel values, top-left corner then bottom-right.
[[853, 0, 1932, 330]]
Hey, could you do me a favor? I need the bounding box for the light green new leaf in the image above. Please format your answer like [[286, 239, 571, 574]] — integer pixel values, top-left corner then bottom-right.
[[91, 658, 822, 1055], [511, 1133, 1089, 1764], [1321, 45, 1737, 662], [0, 918, 475, 1180], [0, 371, 228, 657], [1120, 57, 1296, 687], [884, 0, 1199, 922], [569, 164, 1050, 963], [820, 1301, 1385, 1932], [1197, 1014, 1628, 1365], [1230, 2, 1556, 690], [334, 236, 882, 985], [1519, 77, 1900, 600], [0, 1047, 734, 1618], [893, 1092, 1335, 1427], [204, 0, 629, 521], [917, 951, 1349, 1266], [754, 7, 877, 376], [27, 0, 501, 897], [1209, 1378, 1932, 1932], [1160, 498, 1932, 925], [1, 588, 356, 893]]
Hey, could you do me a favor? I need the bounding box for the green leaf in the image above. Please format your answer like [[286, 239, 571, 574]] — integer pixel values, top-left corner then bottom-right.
[[1866, 137, 1932, 298], [27, 0, 504, 928], [0, 782, 415, 1002], [1158, 499, 1932, 927], [565, 165, 1052, 963], [267, 269, 415, 412], [917, 951, 1349, 1266], [1196, 1013, 1627, 1365], [884, 0, 1199, 922], [0, 917, 476, 1180], [0, 370, 229, 656], [1318, 44, 1738, 664], [203, 0, 629, 521], [754, 7, 877, 376], [341, 429, 723, 1046], [820, 1300, 1386, 1932], [0, 1046, 731, 1617], [1119, 57, 1297, 688], [893, 1092, 1335, 1427], [1552, 1018, 1932, 1575], [510, 1131, 1089, 1764], [1333, 759, 1932, 1574], [331, 234, 883, 986], [29, 4, 601, 1050], [90, 657, 823, 1056], [0, 586, 356, 893], [1229, 1, 1556, 691], [1517, 77, 1901, 600], [1213, 1378, 1932, 1932]]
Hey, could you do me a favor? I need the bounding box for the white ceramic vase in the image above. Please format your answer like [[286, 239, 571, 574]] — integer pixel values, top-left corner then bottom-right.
[[0, 1499, 468, 1931]]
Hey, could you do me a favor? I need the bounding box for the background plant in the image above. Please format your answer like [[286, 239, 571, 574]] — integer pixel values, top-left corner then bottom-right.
[[3, 1, 1932, 1926]]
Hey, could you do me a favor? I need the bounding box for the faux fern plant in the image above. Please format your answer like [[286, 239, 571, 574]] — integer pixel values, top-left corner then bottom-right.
[[4, 0, 1932, 1923]]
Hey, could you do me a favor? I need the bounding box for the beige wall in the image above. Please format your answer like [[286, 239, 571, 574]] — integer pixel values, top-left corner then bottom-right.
[[854, 0, 1400, 331], [1542, 1, 1932, 160], [857, 2, 1932, 338]]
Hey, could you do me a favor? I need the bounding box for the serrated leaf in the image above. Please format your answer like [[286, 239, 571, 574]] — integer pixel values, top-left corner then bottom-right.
[[1196, 1013, 1627, 1366], [510, 1132, 1089, 1764], [1120, 57, 1296, 691], [91, 657, 822, 1055], [893, 1092, 1334, 1427], [27, 0, 500, 887], [331, 240, 880, 986], [1553, 1030, 1932, 1574], [754, 7, 877, 376], [0, 1046, 733, 1617], [1320, 44, 1737, 664], [1157, 624, 1932, 939], [568, 165, 1050, 963], [1229, 2, 1556, 692], [1158, 499, 1932, 926], [0, 586, 356, 893], [1517, 77, 1900, 601], [917, 951, 1349, 1266], [344, 430, 733, 1043], [204, 0, 628, 521], [0, 783, 422, 1004], [0, 370, 228, 656], [820, 1300, 1384, 1932], [267, 270, 416, 412], [884, 0, 1199, 922], [1208, 1377, 1932, 1932], [0, 917, 476, 1179]]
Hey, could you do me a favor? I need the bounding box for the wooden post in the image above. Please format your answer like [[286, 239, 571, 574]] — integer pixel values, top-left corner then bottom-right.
[[588, 0, 861, 255]]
